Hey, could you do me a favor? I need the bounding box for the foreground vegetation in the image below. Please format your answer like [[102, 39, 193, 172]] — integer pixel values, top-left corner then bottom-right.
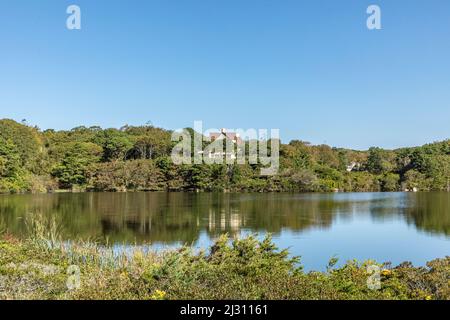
[[1, 118, 450, 194], [0, 217, 448, 300]]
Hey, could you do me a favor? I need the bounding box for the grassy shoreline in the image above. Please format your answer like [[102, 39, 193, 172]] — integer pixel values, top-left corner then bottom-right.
[[0, 231, 449, 300]]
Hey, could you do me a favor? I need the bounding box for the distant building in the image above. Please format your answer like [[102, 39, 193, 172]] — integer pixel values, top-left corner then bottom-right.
[[206, 128, 242, 160], [209, 128, 243, 144], [346, 162, 361, 172]]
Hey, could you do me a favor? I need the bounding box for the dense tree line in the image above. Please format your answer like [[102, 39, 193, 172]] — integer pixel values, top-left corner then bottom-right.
[[0, 119, 449, 193]]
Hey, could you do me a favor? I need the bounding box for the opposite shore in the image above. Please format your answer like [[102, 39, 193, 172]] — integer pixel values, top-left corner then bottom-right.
[[1, 119, 449, 195]]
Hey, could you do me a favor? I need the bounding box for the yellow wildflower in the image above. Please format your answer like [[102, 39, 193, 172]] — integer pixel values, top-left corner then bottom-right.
[[150, 290, 167, 300], [381, 269, 392, 277], [133, 250, 144, 261]]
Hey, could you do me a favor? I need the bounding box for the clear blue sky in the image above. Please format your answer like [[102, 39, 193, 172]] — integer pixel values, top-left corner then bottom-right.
[[0, 0, 449, 150]]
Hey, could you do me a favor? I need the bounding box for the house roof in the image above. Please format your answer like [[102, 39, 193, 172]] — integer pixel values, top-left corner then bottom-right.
[[210, 131, 242, 143]]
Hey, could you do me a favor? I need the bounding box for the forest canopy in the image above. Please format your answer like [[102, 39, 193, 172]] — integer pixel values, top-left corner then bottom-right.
[[0, 119, 449, 194]]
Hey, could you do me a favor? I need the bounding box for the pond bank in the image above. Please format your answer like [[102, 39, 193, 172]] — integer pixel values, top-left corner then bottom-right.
[[0, 233, 448, 300]]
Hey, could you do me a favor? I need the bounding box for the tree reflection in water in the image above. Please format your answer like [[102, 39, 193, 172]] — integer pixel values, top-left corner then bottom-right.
[[0, 192, 449, 245]]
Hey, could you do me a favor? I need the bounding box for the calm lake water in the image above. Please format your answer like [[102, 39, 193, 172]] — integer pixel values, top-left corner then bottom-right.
[[0, 192, 449, 271]]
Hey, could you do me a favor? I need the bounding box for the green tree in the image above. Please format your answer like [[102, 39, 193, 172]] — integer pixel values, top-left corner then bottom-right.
[[52, 142, 102, 188], [94, 129, 133, 161], [125, 126, 172, 160], [403, 169, 430, 191], [0, 137, 28, 192], [366, 147, 394, 174], [0, 119, 44, 173], [380, 173, 400, 192]]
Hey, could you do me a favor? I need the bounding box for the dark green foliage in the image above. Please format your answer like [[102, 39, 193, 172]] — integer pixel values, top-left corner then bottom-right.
[[51, 142, 102, 189], [366, 147, 394, 174], [94, 129, 133, 161], [0, 119, 43, 172], [0, 137, 21, 178], [0, 136, 29, 192], [88, 159, 165, 191], [381, 173, 400, 192]]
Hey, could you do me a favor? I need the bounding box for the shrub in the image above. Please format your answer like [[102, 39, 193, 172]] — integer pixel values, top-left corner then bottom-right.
[[0, 230, 448, 300]]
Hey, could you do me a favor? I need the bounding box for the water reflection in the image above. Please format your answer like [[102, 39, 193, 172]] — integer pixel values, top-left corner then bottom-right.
[[0, 192, 449, 244]]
